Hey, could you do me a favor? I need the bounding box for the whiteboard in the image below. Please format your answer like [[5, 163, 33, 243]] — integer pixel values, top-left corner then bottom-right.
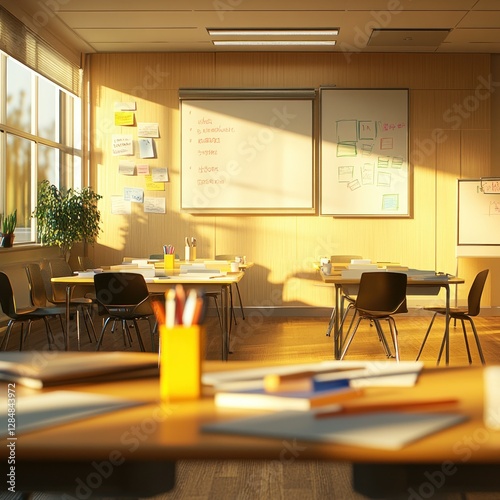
[[457, 179, 500, 249], [320, 88, 409, 216], [180, 93, 315, 213]]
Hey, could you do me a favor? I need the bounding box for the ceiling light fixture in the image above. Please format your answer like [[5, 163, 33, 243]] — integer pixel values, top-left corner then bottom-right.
[[212, 40, 337, 46], [208, 28, 339, 37]]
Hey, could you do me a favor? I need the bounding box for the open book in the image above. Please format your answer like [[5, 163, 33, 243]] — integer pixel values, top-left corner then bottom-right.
[[0, 351, 159, 389]]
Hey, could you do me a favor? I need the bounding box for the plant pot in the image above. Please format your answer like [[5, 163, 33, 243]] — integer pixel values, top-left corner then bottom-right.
[[0, 233, 15, 248]]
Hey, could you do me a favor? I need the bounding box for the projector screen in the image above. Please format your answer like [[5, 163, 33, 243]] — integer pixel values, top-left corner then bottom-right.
[[180, 91, 315, 214]]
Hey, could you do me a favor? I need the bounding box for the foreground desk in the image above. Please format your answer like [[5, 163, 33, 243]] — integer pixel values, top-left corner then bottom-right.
[[320, 272, 465, 362], [2, 356, 500, 498], [51, 271, 245, 360]]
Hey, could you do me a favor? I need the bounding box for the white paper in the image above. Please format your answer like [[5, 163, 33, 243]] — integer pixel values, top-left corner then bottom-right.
[[111, 196, 132, 215], [124, 187, 144, 203], [114, 101, 136, 111], [151, 167, 168, 182], [118, 160, 136, 175], [138, 122, 159, 138], [203, 410, 467, 450], [139, 138, 155, 158], [144, 196, 166, 214], [112, 134, 134, 156]]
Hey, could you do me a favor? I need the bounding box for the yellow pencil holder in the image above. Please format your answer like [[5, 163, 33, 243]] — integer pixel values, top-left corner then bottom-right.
[[159, 325, 204, 401], [164, 254, 174, 270]]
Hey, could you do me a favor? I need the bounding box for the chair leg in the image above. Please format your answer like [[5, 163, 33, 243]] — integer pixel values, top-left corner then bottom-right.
[[95, 317, 113, 350], [386, 317, 400, 362], [416, 313, 437, 361], [339, 316, 363, 360], [42, 317, 55, 349], [325, 306, 336, 337], [467, 317, 486, 365], [437, 317, 452, 366], [131, 319, 146, 352], [460, 319, 473, 364], [373, 319, 393, 358], [0, 321, 15, 350]]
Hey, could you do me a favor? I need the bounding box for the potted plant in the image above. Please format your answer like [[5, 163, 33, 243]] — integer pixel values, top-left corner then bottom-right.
[[32, 180, 102, 257], [0, 209, 17, 247]]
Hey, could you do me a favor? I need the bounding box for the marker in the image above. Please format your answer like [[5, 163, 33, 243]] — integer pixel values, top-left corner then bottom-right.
[[182, 289, 198, 326], [165, 288, 176, 327]]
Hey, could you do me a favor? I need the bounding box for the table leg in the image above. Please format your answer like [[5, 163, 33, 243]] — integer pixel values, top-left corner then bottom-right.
[[444, 283, 450, 365], [333, 284, 342, 359], [221, 284, 230, 361], [65, 284, 72, 351]]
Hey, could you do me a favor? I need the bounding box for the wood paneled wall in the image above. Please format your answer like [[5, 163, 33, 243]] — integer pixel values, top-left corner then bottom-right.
[[87, 52, 500, 311]]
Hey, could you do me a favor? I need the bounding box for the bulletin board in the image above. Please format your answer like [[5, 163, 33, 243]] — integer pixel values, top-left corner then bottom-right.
[[457, 179, 500, 257], [320, 88, 410, 217], [180, 88, 316, 214]]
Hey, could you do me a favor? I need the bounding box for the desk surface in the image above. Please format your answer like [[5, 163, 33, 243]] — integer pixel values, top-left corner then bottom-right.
[[320, 271, 464, 287], [2, 357, 498, 465]]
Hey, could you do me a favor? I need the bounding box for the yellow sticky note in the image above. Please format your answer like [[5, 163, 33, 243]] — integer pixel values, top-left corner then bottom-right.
[[115, 111, 135, 126]]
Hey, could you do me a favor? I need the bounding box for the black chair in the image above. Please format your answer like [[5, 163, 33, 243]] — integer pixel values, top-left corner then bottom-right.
[[26, 263, 95, 350], [0, 271, 61, 350], [339, 272, 408, 362], [42, 258, 96, 349], [416, 269, 489, 365], [93, 272, 155, 352]]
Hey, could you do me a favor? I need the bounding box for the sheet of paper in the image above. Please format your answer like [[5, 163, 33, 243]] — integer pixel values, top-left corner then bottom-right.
[[151, 167, 168, 182], [112, 134, 134, 156], [114, 101, 136, 111], [139, 138, 155, 158], [124, 187, 144, 203], [118, 160, 136, 175], [144, 196, 166, 213], [111, 196, 132, 215], [1, 391, 144, 438], [138, 122, 159, 137], [136, 164, 150, 175], [203, 410, 467, 450]]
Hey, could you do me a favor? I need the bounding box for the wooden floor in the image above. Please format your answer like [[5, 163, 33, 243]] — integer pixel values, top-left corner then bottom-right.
[[3, 310, 500, 499]]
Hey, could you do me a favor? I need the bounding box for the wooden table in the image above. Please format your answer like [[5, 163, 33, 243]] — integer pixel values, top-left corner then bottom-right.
[[1, 356, 499, 498], [51, 270, 246, 360], [320, 272, 465, 363]]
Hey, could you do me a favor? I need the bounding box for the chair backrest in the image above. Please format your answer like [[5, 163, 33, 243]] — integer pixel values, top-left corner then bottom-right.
[[467, 269, 489, 316], [0, 271, 17, 316], [48, 258, 74, 302], [94, 272, 150, 307], [25, 263, 49, 307], [355, 272, 408, 316]]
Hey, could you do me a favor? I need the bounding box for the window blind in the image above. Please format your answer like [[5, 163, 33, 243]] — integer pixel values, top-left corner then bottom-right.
[[0, 5, 81, 96]]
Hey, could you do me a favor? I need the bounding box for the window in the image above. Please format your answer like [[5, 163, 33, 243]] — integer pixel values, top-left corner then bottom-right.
[[0, 52, 82, 244]]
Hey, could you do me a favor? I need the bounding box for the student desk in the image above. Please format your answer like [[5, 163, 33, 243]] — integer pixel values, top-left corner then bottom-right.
[[320, 272, 465, 362], [51, 271, 246, 360], [2, 356, 500, 498]]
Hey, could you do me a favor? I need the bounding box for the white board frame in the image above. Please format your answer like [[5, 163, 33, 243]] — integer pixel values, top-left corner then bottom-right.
[[320, 88, 410, 217], [179, 88, 316, 214], [457, 179, 500, 256]]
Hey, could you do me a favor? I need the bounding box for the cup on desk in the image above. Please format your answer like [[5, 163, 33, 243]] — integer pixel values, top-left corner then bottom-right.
[[321, 262, 332, 275], [160, 325, 204, 401], [230, 261, 239, 272], [164, 254, 174, 270]]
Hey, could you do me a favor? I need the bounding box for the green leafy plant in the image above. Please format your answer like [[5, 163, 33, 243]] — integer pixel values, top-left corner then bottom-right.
[[1, 209, 17, 234], [32, 180, 102, 256]]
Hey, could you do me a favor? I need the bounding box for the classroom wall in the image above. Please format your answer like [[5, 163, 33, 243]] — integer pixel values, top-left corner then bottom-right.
[[87, 52, 500, 311]]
